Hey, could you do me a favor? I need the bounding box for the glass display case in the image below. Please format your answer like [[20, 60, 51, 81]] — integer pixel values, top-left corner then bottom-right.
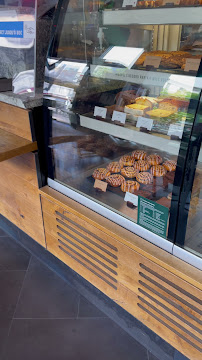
[[43, 0, 202, 269]]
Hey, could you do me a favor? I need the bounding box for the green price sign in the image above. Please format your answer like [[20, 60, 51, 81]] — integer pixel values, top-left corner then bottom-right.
[[137, 196, 169, 238]]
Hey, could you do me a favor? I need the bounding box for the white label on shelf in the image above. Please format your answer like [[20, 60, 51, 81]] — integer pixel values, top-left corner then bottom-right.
[[124, 192, 138, 206], [167, 124, 184, 139], [94, 106, 107, 119], [112, 111, 126, 124], [122, 0, 137, 7], [136, 116, 153, 130]]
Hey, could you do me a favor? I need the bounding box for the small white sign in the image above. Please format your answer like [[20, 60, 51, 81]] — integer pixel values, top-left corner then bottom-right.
[[136, 116, 153, 131], [124, 192, 138, 206], [94, 106, 107, 119], [167, 124, 184, 139], [112, 111, 126, 124], [122, 0, 137, 7], [24, 21, 36, 39]]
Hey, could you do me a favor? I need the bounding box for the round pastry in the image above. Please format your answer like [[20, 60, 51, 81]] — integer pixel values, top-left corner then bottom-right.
[[106, 174, 125, 187], [163, 160, 177, 172], [107, 161, 123, 173], [150, 165, 167, 177], [133, 160, 150, 171], [121, 167, 139, 179], [121, 180, 140, 193], [92, 168, 111, 180], [132, 150, 147, 160], [136, 172, 153, 185], [146, 154, 163, 165], [119, 155, 134, 167]]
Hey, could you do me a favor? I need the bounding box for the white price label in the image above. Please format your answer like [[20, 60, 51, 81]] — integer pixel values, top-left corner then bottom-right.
[[167, 124, 184, 139], [124, 192, 138, 206], [112, 111, 126, 124], [136, 116, 153, 131], [122, 0, 137, 7], [24, 21, 36, 39], [94, 106, 107, 119]]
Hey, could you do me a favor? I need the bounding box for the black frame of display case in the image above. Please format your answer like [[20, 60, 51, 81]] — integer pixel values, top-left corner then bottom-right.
[[43, 0, 202, 260]]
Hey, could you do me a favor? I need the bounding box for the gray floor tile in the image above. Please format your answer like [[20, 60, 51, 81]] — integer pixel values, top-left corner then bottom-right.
[[0, 271, 26, 319], [0, 237, 30, 271], [15, 257, 79, 319], [0, 319, 11, 359], [3, 318, 148, 360], [0, 229, 7, 237], [78, 296, 106, 318]]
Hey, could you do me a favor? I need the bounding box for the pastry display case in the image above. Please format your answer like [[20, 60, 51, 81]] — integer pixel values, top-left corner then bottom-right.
[[43, 0, 202, 269]]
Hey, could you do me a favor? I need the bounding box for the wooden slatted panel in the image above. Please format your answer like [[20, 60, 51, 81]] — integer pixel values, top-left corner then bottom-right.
[[0, 101, 32, 141], [41, 193, 202, 360]]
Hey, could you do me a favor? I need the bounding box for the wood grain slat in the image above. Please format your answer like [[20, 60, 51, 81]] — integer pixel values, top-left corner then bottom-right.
[[0, 101, 32, 141], [0, 129, 37, 162]]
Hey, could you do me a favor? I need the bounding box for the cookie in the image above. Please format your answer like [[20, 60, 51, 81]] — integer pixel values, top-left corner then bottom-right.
[[150, 165, 167, 177], [92, 168, 111, 180], [106, 174, 125, 187], [131, 150, 147, 160], [146, 154, 163, 165], [121, 180, 140, 193], [121, 167, 139, 179], [133, 160, 150, 171], [107, 162, 123, 173], [136, 172, 153, 185], [163, 160, 177, 172], [119, 155, 134, 167]]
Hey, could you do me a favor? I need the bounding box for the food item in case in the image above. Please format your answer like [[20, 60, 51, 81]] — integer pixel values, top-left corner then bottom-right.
[[133, 189, 152, 199], [135, 97, 158, 109], [121, 167, 139, 179], [134, 160, 150, 171], [106, 104, 125, 116], [163, 160, 177, 172], [146, 108, 176, 118], [132, 150, 147, 160], [136, 172, 153, 184], [107, 161, 123, 173], [92, 168, 111, 180], [150, 165, 167, 177], [106, 174, 125, 187], [119, 155, 134, 166], [124, 104, 149, 116], [158, 99, 179, 113], [146, 154, 163, 165], [121, 180, 140, 193]]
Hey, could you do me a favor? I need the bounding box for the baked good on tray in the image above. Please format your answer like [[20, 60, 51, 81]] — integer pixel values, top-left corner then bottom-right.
[[133, 160, 150, 171], [106, 174, 125, 187], [92, 168, 111, 180], [119, 155, 134, 167], [135, 97, 158, 109], [107, 161, 123, 173], [146, 154, 163, 165], [121, 167, 139, 179], [156, 197, 171, 208], [132, 150, 147, 160], [133, 189, 152, 199], [150, 165, 167, 177], [121, 180, 140, 193], [124, 104, 149, 116], [136, 172, 153, 185], [146, 108, 176, 118], [163, 160, 177, 172]]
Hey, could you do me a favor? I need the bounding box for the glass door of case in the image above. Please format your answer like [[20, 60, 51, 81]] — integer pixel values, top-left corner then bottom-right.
[[44, 0, 202, 249], [174, 94, 202, 263]]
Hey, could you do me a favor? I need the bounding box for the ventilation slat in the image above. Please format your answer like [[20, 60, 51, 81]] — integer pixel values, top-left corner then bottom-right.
[[55, 210, 118, 252], [57, 232, 117, 276], [59, 245, 117, 290]]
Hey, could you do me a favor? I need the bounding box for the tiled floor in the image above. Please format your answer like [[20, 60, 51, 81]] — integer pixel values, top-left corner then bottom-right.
[[0, 228, 153, 360]]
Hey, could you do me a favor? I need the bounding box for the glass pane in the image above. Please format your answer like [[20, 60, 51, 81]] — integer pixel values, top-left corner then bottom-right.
[[44, 0, 202, 240]]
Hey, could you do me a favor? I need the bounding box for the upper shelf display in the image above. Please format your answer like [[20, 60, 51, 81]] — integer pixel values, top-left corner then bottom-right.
[[103, 7, 202, 25]]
